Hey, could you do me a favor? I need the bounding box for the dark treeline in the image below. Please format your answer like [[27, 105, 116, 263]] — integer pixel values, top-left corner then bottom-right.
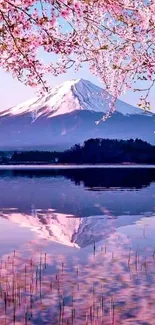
[[0, 138, 155, 164], [60, 138, 155, 164]]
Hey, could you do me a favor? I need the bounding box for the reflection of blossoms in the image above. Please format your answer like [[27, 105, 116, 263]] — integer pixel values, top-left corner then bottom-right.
[[0, 233, 155, 324]]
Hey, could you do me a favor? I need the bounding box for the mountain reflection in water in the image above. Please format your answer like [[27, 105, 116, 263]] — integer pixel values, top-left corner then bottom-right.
[[0, 168, 154, 324]]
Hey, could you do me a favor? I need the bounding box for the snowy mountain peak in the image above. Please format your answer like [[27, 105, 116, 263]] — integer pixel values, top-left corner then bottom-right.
[[1, 209, 113, 248], [0, 78, 149, 120]]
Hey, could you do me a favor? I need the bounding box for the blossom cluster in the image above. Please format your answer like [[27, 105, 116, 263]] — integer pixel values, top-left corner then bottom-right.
[[0, 0, 155, 108]]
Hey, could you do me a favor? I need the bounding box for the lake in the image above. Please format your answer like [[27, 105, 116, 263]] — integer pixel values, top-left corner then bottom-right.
[[0, 167, 155, 324]]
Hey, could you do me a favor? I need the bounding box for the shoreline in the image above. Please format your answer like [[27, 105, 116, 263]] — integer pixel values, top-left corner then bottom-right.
[[0, 164, 155, 169]]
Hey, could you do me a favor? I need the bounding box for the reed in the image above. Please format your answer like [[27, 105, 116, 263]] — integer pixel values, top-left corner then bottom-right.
[[0, 238, 154, 324]]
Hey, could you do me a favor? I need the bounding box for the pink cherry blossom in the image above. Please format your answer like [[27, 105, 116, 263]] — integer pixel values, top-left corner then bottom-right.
[[0, 0, 155, 112]]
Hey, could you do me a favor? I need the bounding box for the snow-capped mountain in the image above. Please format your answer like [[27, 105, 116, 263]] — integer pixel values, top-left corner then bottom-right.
[[1, 209, 153, 249], [0, 209, 113, 248], [0, 173, 154, 248], [0, 79, 154, 150], [1, 79, 150, 118]]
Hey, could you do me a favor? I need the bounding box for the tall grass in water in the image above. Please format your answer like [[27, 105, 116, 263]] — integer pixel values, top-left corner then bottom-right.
[[0, 234, 155, 324]]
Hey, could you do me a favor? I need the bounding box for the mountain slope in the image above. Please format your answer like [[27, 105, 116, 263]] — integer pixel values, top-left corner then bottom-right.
[[0, 79, 154, 150], [1, 79, 151, 118], [0, 209, 150, 248]]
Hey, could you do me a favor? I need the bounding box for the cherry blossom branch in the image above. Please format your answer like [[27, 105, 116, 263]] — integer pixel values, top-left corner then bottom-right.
[[0, 0, 155, 109]]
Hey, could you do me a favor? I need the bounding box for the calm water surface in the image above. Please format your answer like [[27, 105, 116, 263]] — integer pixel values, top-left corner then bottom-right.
[[0, 168, 155, 324]]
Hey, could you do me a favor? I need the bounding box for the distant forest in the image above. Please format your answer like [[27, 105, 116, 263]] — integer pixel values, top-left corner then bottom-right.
[[0, 138, 155, 164]]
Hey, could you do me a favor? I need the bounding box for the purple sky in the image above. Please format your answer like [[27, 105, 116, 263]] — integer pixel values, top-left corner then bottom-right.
[[0, 66, 155, 112]]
